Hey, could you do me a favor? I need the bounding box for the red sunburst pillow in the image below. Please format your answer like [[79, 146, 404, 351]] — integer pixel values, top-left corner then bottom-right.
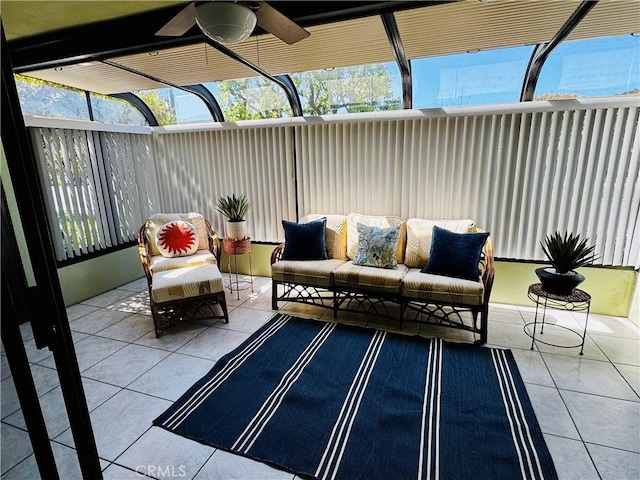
[[155, 220, 199, 258]]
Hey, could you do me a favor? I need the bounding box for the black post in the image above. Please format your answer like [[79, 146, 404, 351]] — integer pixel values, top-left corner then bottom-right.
[[1, 22, 103, 479]]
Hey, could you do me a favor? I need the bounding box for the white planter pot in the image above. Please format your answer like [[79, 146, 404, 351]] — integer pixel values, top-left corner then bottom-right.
[[226, 220, 246, 240]]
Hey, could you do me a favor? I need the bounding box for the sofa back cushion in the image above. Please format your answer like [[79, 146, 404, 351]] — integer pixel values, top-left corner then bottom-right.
[[146, 213, 209, 256], [404, 218, 476, 268], [346, 213, 406, 264], [300, 214, 348, 260]]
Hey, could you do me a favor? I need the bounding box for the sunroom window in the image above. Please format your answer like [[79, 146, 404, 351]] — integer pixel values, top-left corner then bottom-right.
[[411, 46, 535, 108], [15, 74, 91, 121], [204, 77, 292, 121], [133, 88, 213, 125], [290, 62, 402, 115], [534, 34, 640, 100], [89, 94, 147, 126]]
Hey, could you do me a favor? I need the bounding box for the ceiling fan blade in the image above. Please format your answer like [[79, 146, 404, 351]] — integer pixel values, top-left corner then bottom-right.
[[156, 2, 197, 36], [255, 1, 310, 45]]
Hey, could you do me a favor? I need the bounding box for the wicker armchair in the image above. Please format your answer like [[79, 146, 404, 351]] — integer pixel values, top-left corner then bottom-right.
[[138, 213, 229, 337]]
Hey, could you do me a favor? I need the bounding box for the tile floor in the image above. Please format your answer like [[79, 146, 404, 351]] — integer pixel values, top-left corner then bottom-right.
[[1, 276, 638, 479]]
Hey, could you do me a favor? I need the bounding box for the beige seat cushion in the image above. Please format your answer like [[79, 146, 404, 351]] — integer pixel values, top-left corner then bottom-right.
[[333, 261, 408, 294], [146, 213, 209, 256], [152, 264, 224, 303], [346, 213, 406, 264], [404, 218, 476, 268], [149, 250, 217, 273], [272, 259, 346, 288], [301, 214, 348, 260], [401, 268, 484, 306]]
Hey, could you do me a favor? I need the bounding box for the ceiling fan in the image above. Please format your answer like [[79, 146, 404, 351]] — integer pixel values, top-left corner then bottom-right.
[[156, 1, 310, 45]]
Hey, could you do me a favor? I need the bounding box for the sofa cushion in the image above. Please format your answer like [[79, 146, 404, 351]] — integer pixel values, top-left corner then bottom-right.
[[149, 250, 217, 273], [156, 220, 199, 258], [301, 214, 348, 260], [404, 218, 476, 268], [282, 217, 328, 260], [272, 259, 346, 288], [147, 213, 209, 255], [333, 261, 408, 294], [352, 223, 401, 270], [152, 264, 224, 303], [421, 226, 490, 281], [402, 269, 484, 306], [346, 213, 406, 264]]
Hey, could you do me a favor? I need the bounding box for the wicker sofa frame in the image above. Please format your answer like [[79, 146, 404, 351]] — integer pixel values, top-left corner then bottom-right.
[[138, 218, 229, 337], [270, 227, 494, 344]]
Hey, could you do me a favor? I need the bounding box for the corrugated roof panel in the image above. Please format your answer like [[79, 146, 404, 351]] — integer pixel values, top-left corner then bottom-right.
[[23, 62, 163, 94], [111, 43, 257, 88], [228, 15, 394, 75], [566, 0, 640, 41], [397, 0, 579, 59]]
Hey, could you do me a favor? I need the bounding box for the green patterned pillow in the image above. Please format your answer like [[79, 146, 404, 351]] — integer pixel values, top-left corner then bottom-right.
[[352, 223, 400, 269]]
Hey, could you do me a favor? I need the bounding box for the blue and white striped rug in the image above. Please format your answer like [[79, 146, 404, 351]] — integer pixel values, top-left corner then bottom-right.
[[154, 314, 558, 480]]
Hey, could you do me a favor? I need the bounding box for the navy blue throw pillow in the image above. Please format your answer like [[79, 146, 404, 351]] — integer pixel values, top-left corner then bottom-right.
[[421, 226, 489, 281], [281, 217, 328, 260]]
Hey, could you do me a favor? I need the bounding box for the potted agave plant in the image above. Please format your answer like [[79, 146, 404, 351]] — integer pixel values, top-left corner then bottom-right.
[[216, 193, 250, 240], [536, 231, 597, 295]]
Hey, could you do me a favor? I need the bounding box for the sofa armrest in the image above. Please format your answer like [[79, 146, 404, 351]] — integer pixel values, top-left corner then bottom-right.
[[271, 243, 285, 264], [138, 224, 152, 283], [482, 235, 495, 305]]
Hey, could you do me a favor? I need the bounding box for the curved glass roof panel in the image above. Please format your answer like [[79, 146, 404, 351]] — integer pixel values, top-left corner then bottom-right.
[[204, 77, 292, 121], [535, 34, 640, 100], [412, 46, 535, 109], [15, 74, 90, 120], [90, 94, 147, 126], [290, 62, 402, 115]]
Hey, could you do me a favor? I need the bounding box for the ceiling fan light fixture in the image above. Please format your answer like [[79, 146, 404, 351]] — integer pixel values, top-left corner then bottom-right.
[[195, 2, 257, 44]]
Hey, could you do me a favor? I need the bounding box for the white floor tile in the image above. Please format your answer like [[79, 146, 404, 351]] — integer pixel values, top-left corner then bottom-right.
[[526, 384, 581, 440], [56, 389, 171, 461], [82, 344, 170, 387], [194, 449, 294, 480], [543, 434, 599, 480], [127, 353, 214, 401], [560, 390, 640, 452], [0, 424, 33, 475], [586, 443, 640, 480], [134, 323, 208, 352], [177, 328, 251, 362], [115, 427, 214, 478]]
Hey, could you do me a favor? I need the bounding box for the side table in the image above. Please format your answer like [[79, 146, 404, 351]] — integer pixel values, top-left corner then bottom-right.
[[222, 237, 254, 301], [525, 283, 591, 355]]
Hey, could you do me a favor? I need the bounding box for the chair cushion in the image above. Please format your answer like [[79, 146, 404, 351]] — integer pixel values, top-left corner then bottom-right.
[[333, 261, 408, 294], [152, 264, 224, 303], [352, 223, 401, 270], [272, 259, 346, 288], [281, 217, 328, 260], [156, 220, 199, 258], [301, 214, 348, 260], [146, 213, 209, 255], [404, 218, 476, 268], [402, 268, 484, 306], [346, 213, 406, 264], [421, 226, 490, 281], [149, 250, 217, 273]]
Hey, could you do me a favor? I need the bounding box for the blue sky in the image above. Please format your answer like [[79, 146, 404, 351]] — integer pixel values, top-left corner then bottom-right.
[[408, 34, 640, 108]]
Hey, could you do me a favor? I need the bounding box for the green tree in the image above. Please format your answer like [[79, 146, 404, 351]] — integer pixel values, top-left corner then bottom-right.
[[292, 65, 400, 115], [136, 90, 177, 126], [216, 78, 290, 121], [15, 74, 89, 119]]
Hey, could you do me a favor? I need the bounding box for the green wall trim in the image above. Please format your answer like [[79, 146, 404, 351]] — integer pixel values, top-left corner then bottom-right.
[[58, 243, 638, 318]]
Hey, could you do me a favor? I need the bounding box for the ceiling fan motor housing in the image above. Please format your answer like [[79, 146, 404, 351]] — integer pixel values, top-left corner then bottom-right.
[[195, 2, 257, 44]]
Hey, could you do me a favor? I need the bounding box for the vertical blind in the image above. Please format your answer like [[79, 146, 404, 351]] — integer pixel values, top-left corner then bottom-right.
[[152, 127, 296, 242], [296, 104, 640, 267], [28, 100, 640, 268], [30, 126, 155, 261]]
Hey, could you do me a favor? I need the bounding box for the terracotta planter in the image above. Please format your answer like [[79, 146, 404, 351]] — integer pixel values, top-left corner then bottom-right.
[[535, 267, 585, 296], [226, 220, 246, 240]]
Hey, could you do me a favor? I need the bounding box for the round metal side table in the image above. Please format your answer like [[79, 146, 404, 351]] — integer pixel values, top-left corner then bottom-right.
[[222, 237, 254, 301], [525, 283, 591, 355]]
